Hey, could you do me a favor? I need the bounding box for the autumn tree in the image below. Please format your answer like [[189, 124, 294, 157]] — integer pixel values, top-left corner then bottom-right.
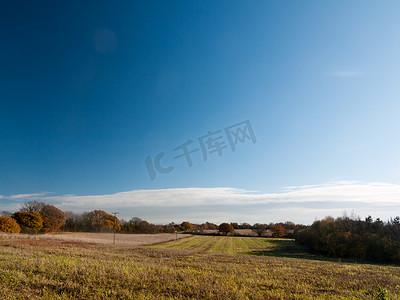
[[40, 205, 66, 232], [180, 221, 192, 232], [271, 224, 286, 238], [206, 222, 216, 230], [0, 216, 21, 233], [87, 210, 120, 232], [219, 223, 234, 235], [12, 211, 43, 233]]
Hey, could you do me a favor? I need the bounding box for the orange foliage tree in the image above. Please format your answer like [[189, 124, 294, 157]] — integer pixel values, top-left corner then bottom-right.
[[271, 224, 286, 238], [87, 210, 120, 232], [12, 211, 43, 233], [219, 223, 234, 235], [0, 216, 21, 233], [180, 221, 192, 232], [206, 222, 216, 230], [40, 205, 66, 233]]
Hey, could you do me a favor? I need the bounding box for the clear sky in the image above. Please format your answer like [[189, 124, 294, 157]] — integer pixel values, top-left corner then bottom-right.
[[1, 1, 400, 224]]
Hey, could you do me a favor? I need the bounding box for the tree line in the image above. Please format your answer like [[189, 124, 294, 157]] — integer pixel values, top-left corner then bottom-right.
[[0, 202, 120, 234], [0, 201, 300, 238], [0, 201, 66, 234], [295, 215, 400, 264], [2, 201, 400, 265]]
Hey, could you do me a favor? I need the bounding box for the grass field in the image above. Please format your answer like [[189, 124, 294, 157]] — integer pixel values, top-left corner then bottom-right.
[[1, 234, 400, 299], [151, 235, 321, 259]]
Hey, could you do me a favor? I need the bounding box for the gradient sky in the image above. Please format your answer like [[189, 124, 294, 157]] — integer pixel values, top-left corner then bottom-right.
[[1, 1, 400, 224]]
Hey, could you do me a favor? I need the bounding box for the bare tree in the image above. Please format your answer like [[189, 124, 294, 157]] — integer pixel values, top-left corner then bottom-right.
[[1, 211, 12, 217], [252, 223, 267, 237], [20, 201, 46, 213]]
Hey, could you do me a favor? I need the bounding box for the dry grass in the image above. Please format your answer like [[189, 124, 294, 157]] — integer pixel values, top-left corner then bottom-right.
[[1, 234, 399, 299], [0, 232, 190, 246]]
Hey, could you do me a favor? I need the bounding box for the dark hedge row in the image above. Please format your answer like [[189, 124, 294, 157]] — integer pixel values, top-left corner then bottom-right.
[[295, 215, 400, 264]]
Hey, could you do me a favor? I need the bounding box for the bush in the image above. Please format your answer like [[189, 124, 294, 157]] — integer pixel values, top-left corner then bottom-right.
[[0, 216, 21, 233]]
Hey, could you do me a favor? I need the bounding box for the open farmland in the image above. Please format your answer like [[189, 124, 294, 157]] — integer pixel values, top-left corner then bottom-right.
[[1, 234, 399, 299], [151, 235, 315, 259], [0, 232, 189, 246]]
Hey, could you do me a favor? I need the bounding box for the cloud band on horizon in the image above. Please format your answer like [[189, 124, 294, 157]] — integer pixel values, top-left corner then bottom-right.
[[1, 181, 400, 224]]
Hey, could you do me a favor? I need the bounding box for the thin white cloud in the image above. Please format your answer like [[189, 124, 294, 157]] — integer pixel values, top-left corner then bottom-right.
[[2, 181, 400, 223], [0, 203, 20, 213], [283, 180, 362, 190], [3, 181, 400, 207], [8, 193, 48, 200]]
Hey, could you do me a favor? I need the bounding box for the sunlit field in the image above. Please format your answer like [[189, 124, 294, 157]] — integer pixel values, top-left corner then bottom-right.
[[1, 234, 399, 299], [151, 235, 316, 258]]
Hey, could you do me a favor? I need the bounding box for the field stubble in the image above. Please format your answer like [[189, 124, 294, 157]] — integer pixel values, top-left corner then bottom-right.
[[0, 234, 399, 299]]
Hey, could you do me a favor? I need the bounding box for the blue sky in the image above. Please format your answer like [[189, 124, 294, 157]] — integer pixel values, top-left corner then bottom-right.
[[1, 1, 400, 224]]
